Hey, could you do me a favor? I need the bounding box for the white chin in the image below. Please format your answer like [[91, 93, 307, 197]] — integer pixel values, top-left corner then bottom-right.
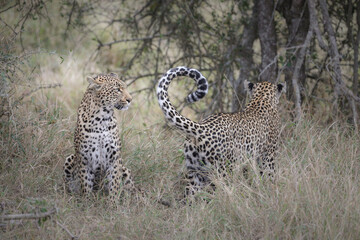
[[115, 102, 130, 111]]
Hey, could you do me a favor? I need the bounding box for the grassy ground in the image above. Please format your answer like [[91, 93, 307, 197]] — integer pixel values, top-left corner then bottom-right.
[[1, 50, 360, 239]]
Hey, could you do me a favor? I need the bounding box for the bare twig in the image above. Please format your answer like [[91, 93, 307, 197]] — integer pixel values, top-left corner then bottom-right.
[[125, 73, 160, 86], [129, 87, 154, 96], [19, 4, 34, 51], [55, 220, 78, 240], [0, 208, 57, 221], [0, 17, 17, 36], [123, 40, 147, 72], [97, 33, 171, 49], [14, 83, 62, 104], [0, 2, 19, 15], [65, 0, 77, 35]]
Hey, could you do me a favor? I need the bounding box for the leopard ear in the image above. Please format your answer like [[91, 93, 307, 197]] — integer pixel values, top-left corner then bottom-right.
[[109, 72, 119, 78], [244, 80, 254, 94], [109, 72, 125, 81], [87, 76, 103, 91], [277, 82, 286, 95]]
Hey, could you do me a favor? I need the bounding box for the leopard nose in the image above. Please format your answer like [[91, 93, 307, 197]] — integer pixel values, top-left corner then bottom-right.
[[126, 98, 132, 104]]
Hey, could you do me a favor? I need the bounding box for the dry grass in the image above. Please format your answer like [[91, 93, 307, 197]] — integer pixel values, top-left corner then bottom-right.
[[1, 51, 360, 239]]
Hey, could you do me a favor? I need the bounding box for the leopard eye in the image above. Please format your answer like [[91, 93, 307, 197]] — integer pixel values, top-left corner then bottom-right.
[[117, 88, 123, 92]]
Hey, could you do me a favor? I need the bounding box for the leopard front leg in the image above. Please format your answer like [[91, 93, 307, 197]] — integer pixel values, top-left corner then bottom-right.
[[107, 157, 134, 205], [78, 155, 95, 196], [63, 154, 76, 192]]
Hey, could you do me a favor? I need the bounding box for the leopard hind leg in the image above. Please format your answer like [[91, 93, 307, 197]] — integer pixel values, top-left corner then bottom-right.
[[184, 140, 212, 197]]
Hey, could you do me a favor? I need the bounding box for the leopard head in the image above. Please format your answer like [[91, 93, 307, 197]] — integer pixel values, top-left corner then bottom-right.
[[87, 73, 132, 110], [244, 80, 286, 106]]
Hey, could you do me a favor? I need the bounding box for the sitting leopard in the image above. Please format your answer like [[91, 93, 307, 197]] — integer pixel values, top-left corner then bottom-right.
[[64, 73, 134, 204], [156, 67, 285, 196]]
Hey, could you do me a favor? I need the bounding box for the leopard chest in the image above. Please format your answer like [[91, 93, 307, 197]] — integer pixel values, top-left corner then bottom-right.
[[77, 113, 120, 171]]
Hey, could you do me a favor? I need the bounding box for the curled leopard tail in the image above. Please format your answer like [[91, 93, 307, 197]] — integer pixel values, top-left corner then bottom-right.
[[157, 66, 208, 137]]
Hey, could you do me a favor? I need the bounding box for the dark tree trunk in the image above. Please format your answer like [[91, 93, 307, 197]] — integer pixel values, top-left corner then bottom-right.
[[353, 2, 360, 98], [319, 0, 359, 128], [232, 0, 258, 112], [257, 0, 278, 83], [277, 0, 309, 102]]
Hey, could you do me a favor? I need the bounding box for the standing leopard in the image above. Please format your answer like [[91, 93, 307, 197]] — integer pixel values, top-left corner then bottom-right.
[[64, 73, 134, 204], [156, 66, 285, 196]]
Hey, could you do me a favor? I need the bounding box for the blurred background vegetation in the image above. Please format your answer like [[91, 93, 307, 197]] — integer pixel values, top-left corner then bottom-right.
[[0, 0, 359, 239], [1, 0, 359, 125]]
